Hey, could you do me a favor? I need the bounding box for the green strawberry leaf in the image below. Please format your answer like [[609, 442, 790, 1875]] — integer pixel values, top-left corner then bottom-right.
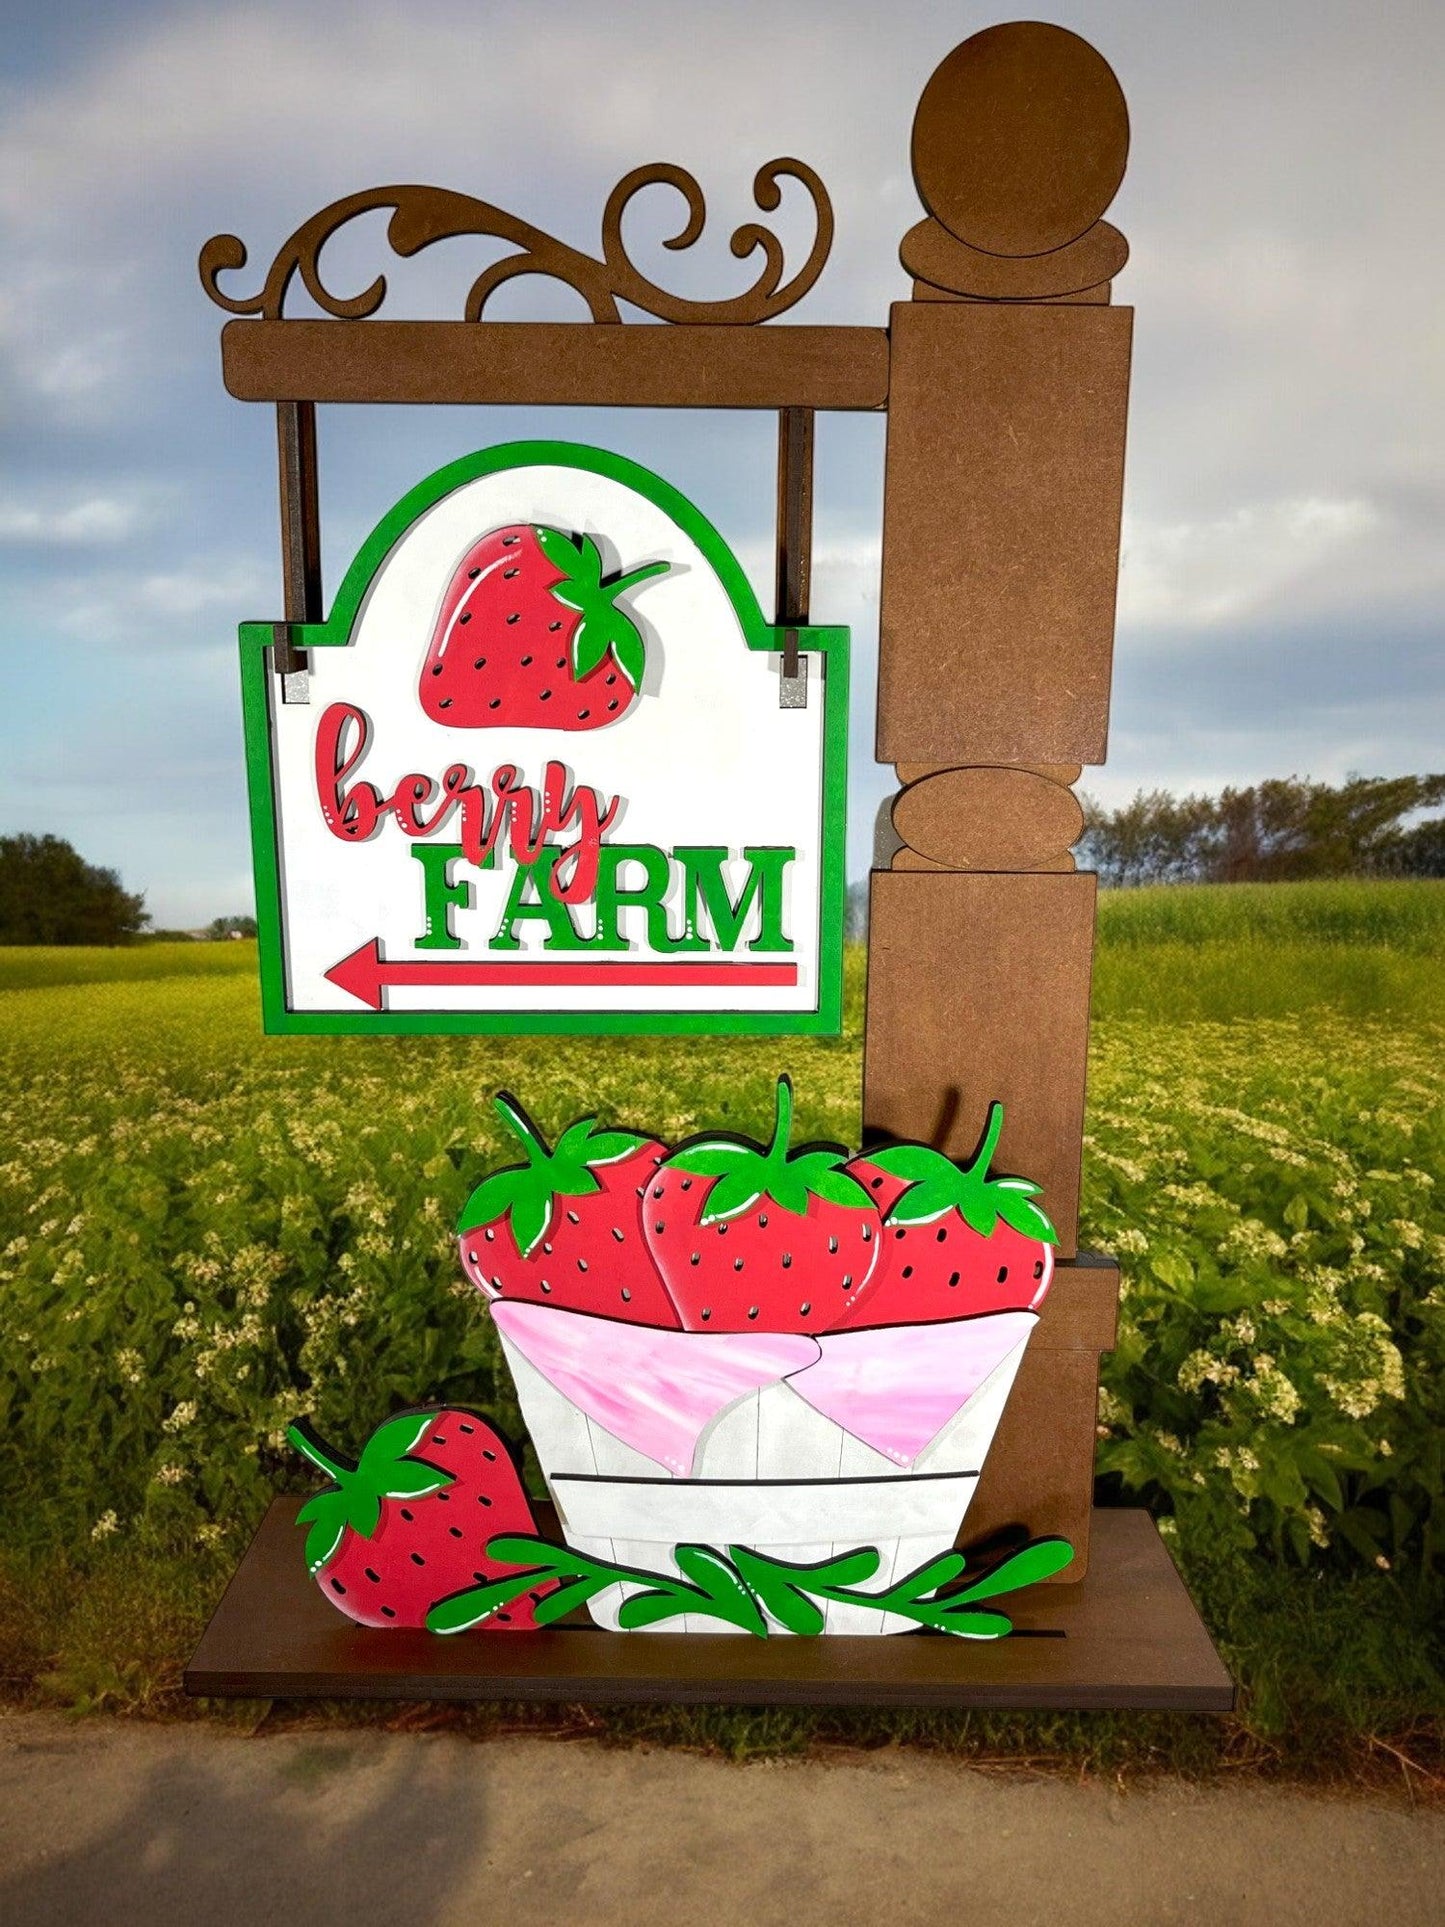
[[296, 1493, 350, 1575], [534, 525, 590, 580], [506, 1189, 550, 1263], [668, 1139, 757, 1177], [701, 1172, 766, 1223], [356, 1411, 435, 1470], [994, 1188, 1059, 1243], [796, 1161, 875, 1210], [610, 623, 646, 690], [866, 1143, 956, 1185], [571, 615, 611, 680]]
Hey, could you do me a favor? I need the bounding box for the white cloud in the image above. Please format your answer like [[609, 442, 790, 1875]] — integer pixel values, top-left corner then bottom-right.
[[0, 493, 148, 545], [57, 558, 270, 642], [1118, 495, 1382, 629]]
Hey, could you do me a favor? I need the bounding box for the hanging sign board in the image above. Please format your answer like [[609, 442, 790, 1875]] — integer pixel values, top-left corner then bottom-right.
[[241, 442, 848, 1035]]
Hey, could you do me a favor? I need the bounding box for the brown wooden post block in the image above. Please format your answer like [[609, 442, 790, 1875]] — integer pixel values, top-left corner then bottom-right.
[[876, 300, 1133, 766], [962, 1255, 1118, 1581], [892, 766, 1085, 870], [863, 870, 1096, 1257]]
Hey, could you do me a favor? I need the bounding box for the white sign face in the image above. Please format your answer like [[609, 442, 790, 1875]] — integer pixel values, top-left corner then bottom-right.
[[242, 442, 849, 1035]]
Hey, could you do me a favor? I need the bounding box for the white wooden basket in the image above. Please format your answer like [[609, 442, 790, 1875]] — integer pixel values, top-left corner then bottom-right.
[[491, 1300, 1037, 1635]]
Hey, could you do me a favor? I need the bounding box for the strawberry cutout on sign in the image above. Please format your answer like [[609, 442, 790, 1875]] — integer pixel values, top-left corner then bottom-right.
[[418, 524, 669, 730], [289, 1407, 548, 1629], [643, 1076, 882, 1332], [457, 1093, 679, 1327], [840, 1102, 1057, 1329]]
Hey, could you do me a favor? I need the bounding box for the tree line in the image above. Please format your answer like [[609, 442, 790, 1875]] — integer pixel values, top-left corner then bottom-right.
[[1080, 774, 1445, 888]]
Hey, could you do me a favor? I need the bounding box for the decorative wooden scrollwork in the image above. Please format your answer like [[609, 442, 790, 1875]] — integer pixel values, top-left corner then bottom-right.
[[199, 160, 833, 325]]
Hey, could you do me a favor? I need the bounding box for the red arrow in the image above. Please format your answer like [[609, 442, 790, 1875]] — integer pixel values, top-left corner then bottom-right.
[[323, 939, 799, 1011]]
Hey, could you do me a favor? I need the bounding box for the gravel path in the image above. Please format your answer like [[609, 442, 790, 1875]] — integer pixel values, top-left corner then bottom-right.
[[2, 1712, 1442, 1926]]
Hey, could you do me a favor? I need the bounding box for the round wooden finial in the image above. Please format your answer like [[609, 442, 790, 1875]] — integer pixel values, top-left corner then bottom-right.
[[911, 21, 1129, 258]]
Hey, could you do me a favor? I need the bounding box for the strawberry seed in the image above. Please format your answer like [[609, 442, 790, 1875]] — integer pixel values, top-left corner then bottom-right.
[[1034, 1260, 1045, 1278], [862, 1227, 873, 1243], [410, 1552, 425, 1566], [689, 1253, 700, 1265], [449, 1526, 463, 1538], [733, 1257, 744, 1271], [381, 1606, 397, 1618], [997, 1266, 1009, 1282], [621, 1287, 631, 1301], [782, 1254, 792, 1269], [330, 1578, 346, 1594], [948, 1271, 960, 1287], [902, 1265, 913, 1279], [800, 1302, 811, 1316], [474, 657, 486, 668], [747, 1306, 759, 1320], [700, 1308, 712, 1321], [506, 613, 521, 624], [459, 611, 471, 625], [828, 1236, 838, 1254], [468, 567, 481, 579], [612, 1226, 625, 1242], [365, 1567, 380, 1582]]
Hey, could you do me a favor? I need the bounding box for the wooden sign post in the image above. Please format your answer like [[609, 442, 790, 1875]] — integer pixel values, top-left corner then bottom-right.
[[187, 21, 1233, 1710]]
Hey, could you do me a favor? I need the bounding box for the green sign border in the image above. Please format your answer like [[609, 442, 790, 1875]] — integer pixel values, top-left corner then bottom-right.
[[240, 440, 849, 1036]]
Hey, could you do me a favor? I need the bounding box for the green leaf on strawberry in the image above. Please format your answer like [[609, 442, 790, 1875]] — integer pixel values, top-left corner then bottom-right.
[[288, 1413, 453, 1575], [457, 1093, 650, 1258], [666, 1076, 874, 1223], [871, 1100, 1059, 1244], [531, 523, 668, 691]]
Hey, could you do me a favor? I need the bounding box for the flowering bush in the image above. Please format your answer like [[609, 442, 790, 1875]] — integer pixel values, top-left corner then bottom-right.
[[1089, 1019, 1442, 1574], [0, 953, 1440, 1587]]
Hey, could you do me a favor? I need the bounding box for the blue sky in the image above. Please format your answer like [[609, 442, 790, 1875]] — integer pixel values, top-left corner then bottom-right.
[[2, 0, 1442, 926]]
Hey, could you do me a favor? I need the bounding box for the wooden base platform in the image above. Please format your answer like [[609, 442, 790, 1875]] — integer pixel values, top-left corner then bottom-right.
[[185, 1501, 1233, 1711]]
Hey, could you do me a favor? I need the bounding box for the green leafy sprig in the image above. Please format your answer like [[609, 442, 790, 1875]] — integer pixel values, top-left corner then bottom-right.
[[456, 1094, 648, 1258], [871, 1100, 1058, 1242], [288, 1414, 453, 1575], [663, 1076, 874, 1224], [534, 526, 669, 688], [426, 1534, 1074, 1638]]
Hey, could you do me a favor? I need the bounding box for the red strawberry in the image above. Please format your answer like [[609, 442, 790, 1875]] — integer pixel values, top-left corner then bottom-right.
[[289, 1407, 545, 1630], [839, 1102, 1057, 1329], [457, 1093, 679, 1326], [643, 1077, 882, 1333], [418, 524, 668, 730]]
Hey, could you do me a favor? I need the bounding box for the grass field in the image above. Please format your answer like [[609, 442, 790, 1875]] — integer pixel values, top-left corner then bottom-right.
[[1, 880, 1441, 1778]]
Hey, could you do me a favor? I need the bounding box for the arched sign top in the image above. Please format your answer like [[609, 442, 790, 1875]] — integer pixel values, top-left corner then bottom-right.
[[240, 443, 848, 1036]]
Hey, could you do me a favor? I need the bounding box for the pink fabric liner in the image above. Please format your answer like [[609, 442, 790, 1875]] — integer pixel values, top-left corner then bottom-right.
[[785, 1313, 1038, 1465], [491, 1301, 819, 1475]]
